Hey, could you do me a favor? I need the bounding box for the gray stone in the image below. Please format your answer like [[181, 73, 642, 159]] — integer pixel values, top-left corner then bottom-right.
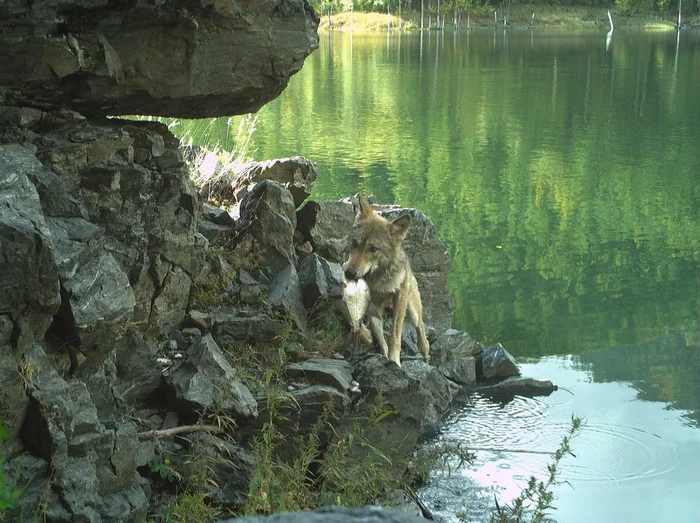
[[234, 156, 318, 208], [298, 253, 344, 310], [268, 263, 307, 332], [481, 343, 521, 380], [342, 355, 456, 477], [211, 312, 285, 347], [431, 329, 480, 385], [198, 218, 233, 244], [474, 377, 558, 399], [296, 200, 355, 263], [0, 315, 13, 347], [0, 144, 61, 352], [203, 203, 235, 226], [219, 504, 428, 523], [186, 433, 254, 510], [241, 385, 350, 463], [63, 251, 136, 346], [112, 334, 163, 408], [167, 334, 257, 419], [0, 2, 319, 118], [45, 216, 104, 279], [237, 181, 297, 274], [147, 264, 192, 335], [285, 358, 354, 392]]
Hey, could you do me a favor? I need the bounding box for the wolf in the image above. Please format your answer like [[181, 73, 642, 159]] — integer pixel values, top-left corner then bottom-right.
[[342, 195, 430, 366]]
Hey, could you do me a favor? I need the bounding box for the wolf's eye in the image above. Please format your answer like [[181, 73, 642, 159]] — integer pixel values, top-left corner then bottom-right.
[[369, 246, 378, 253], [351, 239, 360, 248]]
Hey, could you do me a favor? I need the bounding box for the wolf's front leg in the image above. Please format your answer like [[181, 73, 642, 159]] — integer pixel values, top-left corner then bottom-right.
[[369, 316, 388, 358]]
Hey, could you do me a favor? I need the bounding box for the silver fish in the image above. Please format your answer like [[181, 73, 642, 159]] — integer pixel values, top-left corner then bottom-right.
[[342, 278, 371, 334]]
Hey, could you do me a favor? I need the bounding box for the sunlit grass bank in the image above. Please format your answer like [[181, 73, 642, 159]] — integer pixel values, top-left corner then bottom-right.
[[320, 6, 692, 31]]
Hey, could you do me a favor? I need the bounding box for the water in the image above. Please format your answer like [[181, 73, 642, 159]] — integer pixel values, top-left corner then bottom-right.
[[179, 28, 700, 522]]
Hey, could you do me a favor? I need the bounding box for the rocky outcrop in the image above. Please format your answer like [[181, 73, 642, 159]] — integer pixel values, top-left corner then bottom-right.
[[0, 1, 319, 118]]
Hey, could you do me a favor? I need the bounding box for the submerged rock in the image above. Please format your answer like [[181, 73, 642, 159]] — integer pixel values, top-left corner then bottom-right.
[[481, 343, 521, 379]]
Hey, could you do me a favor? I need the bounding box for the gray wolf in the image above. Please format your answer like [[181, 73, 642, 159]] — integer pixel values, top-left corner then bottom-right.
[[342, 195, 430, 366]]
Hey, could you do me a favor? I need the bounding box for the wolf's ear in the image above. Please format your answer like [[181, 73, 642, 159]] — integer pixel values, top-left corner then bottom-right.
[[390, 214, 411, 240], [355, 194, 374, 221]]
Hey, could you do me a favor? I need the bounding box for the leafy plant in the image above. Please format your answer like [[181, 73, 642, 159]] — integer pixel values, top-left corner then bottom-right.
[[454, 415, 583, 523], [149, 454, 182, 484]]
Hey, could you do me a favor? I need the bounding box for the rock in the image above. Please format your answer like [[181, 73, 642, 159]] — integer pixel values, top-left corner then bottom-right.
[[285, 358, 354, 392], [0, 144, 61, 352], [298, 253, 344, 310], [45, 216, 104, 279], [2, 113, 198, 350], [198, 219, 234, 244], [431, 329, 480, 385], [184, 433, 254, 510], [187, 310, 211, 332], [203, 203, 235, 226], [234, 157, 318, 208], [0, 346, 29, 453], [0, 315, 12, 347], [18, 346, 148, 521], [241, 385, 351, 462], [481, 343, 520, 380], [62, 251, 136, 347], [0, 1, 319, 118], [238, 181, 297, 274], [343, 355, 456, 476], [166, 334, 258, 420], [211, 312, 285, 348], [111, 334, 163, 408], [268, 263, 307, 332], [474, 377, 558, 400], [219, 505, 429, 523], [296, 200, 355, 263]]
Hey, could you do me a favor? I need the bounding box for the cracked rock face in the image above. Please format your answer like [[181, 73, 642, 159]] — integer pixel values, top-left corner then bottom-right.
[[1, 109, 198, 360], [0, 0, 320, 118]]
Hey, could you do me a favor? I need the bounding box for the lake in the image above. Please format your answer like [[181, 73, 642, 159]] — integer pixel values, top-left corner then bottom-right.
[[179, 28, 700, 523]]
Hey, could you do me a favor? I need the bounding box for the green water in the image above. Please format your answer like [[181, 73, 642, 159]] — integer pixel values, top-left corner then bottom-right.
[[180, 28, 700, 521]]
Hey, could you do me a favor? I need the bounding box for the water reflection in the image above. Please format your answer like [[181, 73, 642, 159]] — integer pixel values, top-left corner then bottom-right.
[[419, 357, 700, 522]]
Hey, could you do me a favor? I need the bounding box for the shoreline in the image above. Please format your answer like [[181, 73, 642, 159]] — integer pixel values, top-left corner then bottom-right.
[[319, 7, 699, 32]]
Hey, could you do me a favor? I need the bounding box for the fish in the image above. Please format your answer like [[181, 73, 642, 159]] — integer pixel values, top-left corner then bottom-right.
[[342, 277, 371, 338]]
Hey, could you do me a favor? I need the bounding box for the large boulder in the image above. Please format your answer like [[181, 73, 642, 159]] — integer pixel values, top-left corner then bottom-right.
[[166, 334, 258, 420], [237, 180, 297, 275], [343, 355, 456, 476], [235, 156, 319, 208], [0, 1, 319, 118]]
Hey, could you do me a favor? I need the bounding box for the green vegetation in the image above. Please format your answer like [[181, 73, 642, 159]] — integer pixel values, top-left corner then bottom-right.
[[483, 416, 583, 523], [309, 0, 697, 28], [0, 420, 20, 519]]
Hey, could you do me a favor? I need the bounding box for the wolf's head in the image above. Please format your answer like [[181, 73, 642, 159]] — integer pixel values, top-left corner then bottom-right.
[[342, 194, 411, 281]]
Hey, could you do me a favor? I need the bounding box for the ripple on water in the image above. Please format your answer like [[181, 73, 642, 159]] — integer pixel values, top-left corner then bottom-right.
[[436, 393, 681, 486]]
